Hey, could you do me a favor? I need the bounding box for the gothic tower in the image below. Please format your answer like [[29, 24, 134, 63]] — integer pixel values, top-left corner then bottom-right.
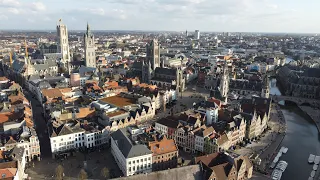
[[261, 75, 270, 98], [84, 23, 96, 68], [56, 19, 70, 65], [146, 39, 160, 71], [24, 39, 34, 77], [219, 62, 229, 103], [176, 67, 184, 93], [142, 60, 152, 84]]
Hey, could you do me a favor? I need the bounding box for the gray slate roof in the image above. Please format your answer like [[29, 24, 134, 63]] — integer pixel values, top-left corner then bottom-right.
[[111, 128, 152, 158], [155, 67, 177, 76]]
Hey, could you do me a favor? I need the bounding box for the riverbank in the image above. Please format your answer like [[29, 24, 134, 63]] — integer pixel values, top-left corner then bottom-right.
[[258, 103, 286, 173], [298, 105, 320, 133]]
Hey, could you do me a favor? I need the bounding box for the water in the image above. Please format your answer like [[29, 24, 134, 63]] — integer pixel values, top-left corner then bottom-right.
[[270, 78, 320, 180], [286, 57, 293, 64]]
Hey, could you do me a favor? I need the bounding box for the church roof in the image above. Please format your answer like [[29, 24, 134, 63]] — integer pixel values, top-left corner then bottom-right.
[[155, 67, 177, 76]]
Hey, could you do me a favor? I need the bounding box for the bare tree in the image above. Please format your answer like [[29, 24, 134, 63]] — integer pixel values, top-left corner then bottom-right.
[[100, 167, 109, 179], [78, 169, 88, 180], [55, 165, 64, 180]]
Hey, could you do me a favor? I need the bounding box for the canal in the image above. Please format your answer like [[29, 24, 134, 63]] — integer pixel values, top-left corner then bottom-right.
[[270, 75, 320, 180]]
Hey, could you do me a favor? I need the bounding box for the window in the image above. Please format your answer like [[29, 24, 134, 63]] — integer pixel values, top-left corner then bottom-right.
[[133, 160, 135, 164], [129, 161, 131, 165], [144, 158, 147, 161], [137, 160, 139, 163], [148, 157, 151, 160]]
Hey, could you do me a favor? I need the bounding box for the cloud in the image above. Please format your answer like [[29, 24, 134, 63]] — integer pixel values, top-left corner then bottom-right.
[[31, 2, 46, 12], [27, 18, 35, 23], [7, 7, 19, 14], [0, 14, 8, 20], [0, 0, 20, 7]]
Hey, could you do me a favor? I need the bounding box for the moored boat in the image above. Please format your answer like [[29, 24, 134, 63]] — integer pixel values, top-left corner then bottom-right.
[[309, 154, 316, 164], [314, 156, 320, 165]]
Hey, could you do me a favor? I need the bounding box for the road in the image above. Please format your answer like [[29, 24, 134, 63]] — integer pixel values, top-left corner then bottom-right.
[[24, 90, 52, 157]]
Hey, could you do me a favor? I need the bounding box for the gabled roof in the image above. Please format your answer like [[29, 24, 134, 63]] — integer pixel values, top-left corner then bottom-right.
[[111, 128, 152, 158], [148, 136, 178, 156]]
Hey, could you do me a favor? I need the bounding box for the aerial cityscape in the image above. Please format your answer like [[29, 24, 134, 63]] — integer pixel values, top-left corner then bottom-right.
[[0, 1, 320, 180]]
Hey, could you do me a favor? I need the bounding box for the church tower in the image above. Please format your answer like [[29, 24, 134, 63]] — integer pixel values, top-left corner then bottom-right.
[[146, 39, 160, 71], [142, 60, 152, 84], [56, 19, 70, 65], [24, 39, 34, 77], [219, 62, 229, 103], [84, 23, 96, 68], [261, 75, 270, 98]]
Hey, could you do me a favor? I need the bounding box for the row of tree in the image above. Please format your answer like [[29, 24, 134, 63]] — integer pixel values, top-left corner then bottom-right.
[[55, 164, 110, 180]]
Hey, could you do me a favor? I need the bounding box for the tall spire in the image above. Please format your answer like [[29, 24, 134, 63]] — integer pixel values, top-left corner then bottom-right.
[[87, 22, 90, 32], [24, 38, 28, 58], [9, 50, 13, 67]]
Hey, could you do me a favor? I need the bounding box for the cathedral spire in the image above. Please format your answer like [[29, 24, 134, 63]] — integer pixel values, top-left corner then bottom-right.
[[87, 22, 90, 33], [24, 38, 28, 58]]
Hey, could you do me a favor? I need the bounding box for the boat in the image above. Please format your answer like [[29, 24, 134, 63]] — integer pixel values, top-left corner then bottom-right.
[[309, 154, 316, 164], [271, 169, 283, 180], [311, 170, 316, 177], [282, 147, 288, 153], [313, 164, 318, 171], [315, 156, 320, 165], [270, 162, 276, 169], [276, 160, 288, 172]]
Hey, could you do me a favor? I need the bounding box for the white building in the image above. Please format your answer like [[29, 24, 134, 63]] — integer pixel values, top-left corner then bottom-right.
[[49, 120, 109, 158], [111, 128, 152, 176]]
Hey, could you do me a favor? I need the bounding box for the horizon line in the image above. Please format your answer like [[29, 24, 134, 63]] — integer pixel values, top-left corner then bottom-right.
[[0, 29, 318, 35]]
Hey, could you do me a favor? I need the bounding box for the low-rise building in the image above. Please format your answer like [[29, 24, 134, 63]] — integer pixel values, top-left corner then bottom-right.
[[49, 119, 109, 158], [111, 128, 153, 176], [194, 152, 253, 180], [148, 136, 178, 171]]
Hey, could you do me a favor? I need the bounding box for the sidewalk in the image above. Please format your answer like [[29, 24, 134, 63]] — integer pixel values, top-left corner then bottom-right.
[[234, 103, 286, 168], [258, 103, 286, 173]]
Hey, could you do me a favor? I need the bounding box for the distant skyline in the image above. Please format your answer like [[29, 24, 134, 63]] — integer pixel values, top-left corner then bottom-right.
[[0, 0, 319, 33]]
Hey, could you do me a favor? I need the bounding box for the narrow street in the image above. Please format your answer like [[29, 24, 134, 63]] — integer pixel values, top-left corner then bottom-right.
[[24, 90, 52, 157]]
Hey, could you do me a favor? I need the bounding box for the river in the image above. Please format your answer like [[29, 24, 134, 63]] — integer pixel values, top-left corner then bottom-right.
[[270, 73, 320, 180]]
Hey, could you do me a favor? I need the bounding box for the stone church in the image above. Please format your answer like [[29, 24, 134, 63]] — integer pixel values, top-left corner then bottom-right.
[[130, 39, 185, 92]]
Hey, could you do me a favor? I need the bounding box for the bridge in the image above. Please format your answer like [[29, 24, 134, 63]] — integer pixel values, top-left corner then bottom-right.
[[271, 95, 320, 107]]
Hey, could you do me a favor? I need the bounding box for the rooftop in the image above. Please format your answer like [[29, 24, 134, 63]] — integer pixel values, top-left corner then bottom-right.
[[148, 136, 178, 156], [100, 95, 135, 108], [111, 128, 152, 158]]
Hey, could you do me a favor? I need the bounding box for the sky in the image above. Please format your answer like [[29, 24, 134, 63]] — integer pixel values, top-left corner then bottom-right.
[[0, 0, 318, 33]]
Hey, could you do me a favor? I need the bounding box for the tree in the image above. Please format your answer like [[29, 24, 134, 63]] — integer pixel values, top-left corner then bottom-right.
[[55, 165, 64, 180], [100, 167, 109, 179], [78, 169, 88, 180]]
